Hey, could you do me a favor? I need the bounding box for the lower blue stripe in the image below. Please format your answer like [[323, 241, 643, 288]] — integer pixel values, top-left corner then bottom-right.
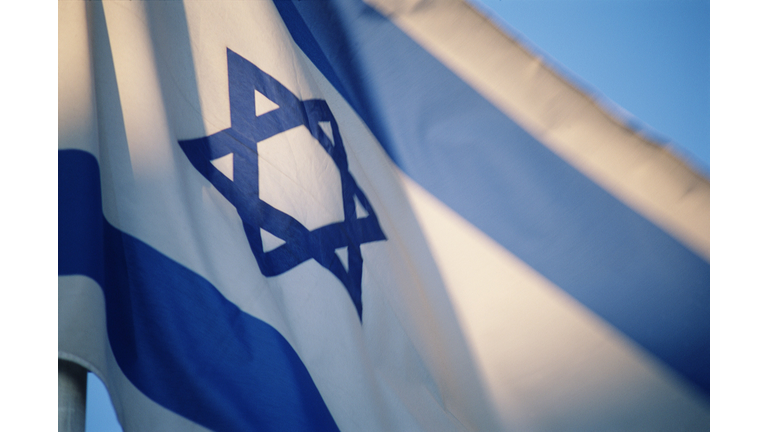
[[275, 0, 710, 395], [59, 149, 339, 432]]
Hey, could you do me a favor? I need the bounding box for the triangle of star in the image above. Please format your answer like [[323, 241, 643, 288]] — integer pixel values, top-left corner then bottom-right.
[[211, 153, 234, 181], [335, 246, 349, 271], [354, 195, 368, 218], [255, 90, 280, 116], [319, 121, 334, 145], [261, 228, 286, 252]]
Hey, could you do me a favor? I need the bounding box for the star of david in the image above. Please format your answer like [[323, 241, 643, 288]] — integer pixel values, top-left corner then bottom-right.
[[179, 49, 386, 321]]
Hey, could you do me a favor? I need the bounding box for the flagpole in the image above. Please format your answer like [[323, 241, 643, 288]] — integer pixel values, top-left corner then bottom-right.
[[58, 359, 87, 432]]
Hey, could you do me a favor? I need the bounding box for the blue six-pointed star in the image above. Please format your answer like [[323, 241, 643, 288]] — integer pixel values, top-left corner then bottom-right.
[[179, 49, 386, 320]]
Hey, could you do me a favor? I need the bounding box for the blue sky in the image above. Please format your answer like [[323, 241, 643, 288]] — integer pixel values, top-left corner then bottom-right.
[[472, 0, 710, 173], [83, 1, 710, 430]]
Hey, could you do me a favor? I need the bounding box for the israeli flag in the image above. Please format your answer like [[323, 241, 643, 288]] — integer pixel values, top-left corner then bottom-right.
[[59, 0, 709, 431]]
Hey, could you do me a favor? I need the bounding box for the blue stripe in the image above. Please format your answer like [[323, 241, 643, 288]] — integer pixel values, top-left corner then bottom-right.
[[59, 149, 339, 432], [274, 0, 709, 395]]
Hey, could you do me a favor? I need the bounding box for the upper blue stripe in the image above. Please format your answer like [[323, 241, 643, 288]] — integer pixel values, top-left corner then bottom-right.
[[59, 149, 339, 432], [274, 0, 710, 395]]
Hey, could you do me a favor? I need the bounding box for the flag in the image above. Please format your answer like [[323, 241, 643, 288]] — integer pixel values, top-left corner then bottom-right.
[[59, 0, 709, 430]]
